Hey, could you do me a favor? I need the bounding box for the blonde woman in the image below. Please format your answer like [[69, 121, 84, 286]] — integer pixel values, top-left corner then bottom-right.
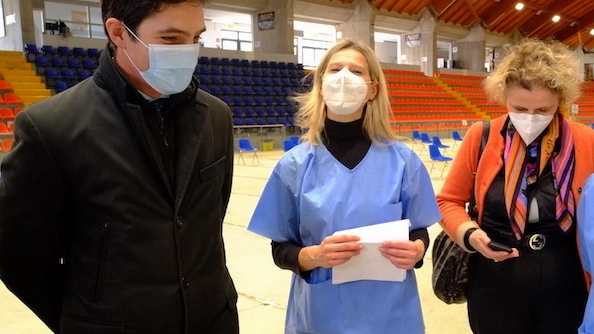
[[248, 39, 440, 333], [437, 39, 594, 334]]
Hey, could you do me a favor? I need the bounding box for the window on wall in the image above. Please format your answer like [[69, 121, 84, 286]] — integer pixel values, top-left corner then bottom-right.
[[44, 1, 106, 39], [220, 29, 252, 51], [0, 0, 5, 38], [300, 39, 334, 68]]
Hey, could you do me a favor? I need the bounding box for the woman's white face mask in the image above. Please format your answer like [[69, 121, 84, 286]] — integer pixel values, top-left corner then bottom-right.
[[321, 68, 369, 115], [508, 112, 554, 144]]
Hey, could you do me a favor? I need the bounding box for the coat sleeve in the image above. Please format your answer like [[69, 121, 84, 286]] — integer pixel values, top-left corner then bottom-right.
[[0, 112, 67, 332], [577, 174, 594, 334]]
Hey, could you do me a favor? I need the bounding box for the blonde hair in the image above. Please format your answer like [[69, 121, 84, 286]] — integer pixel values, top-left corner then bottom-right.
[[484, 38, 581, 112], [293, 38, 398, 145]]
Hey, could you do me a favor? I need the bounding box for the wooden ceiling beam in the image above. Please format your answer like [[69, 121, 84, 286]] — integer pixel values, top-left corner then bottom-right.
[[430, 0, 457, 18], [521, 0, 578, 35], [462, 0, 482, 24], [556, 8, 594, 42], [481, 0, 518, 27]]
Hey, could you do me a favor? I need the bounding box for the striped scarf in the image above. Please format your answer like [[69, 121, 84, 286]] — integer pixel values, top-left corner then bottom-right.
[[503, 113, 575, 240]]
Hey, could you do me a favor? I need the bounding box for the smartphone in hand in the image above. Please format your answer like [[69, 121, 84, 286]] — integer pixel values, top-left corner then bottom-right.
[[488, 241, 513, 253]]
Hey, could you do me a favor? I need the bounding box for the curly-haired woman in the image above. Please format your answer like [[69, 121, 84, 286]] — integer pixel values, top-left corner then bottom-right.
[[437, 38, 594, 334]]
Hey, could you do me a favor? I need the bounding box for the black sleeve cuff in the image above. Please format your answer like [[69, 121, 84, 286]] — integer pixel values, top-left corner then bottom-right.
[[271, 241, 312, 279], [410, 228, 429, 268]]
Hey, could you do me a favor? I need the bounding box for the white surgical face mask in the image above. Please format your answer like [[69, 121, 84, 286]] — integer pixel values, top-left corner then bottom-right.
[[508, 112, 554, 145], [321, 67, 369, 115], [122, 24, 200, 95]]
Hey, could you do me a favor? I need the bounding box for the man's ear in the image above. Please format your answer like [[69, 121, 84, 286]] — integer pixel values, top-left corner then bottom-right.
[[105, 18, 127, 49]]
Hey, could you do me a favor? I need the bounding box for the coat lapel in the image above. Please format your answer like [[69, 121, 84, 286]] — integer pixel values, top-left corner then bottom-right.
[[174, 99, 207, 212]]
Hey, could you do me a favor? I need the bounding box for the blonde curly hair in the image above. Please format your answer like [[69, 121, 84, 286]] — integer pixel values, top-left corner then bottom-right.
[[484, 38, 581, 112], [293, 38, 398, 145]]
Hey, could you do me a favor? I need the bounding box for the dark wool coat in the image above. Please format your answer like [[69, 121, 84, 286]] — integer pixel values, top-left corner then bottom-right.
[[0, 47, 237, 333]]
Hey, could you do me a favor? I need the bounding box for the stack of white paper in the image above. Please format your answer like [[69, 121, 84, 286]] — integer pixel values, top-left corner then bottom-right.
[[331, 219, 410, 284]]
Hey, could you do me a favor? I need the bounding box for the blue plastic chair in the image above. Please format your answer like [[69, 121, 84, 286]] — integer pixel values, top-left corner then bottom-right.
[[452, 131, 464, 150], [419, 132, 433, 155], [283, 139, 296, 152], [411, 130, 422, 150], [290, 135, 300, 146], [428, 144, 453, 179], [432, 136, 450, 152], [238, 138, 259, 165]]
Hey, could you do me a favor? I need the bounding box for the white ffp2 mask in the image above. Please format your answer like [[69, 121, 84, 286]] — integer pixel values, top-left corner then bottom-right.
[[321, 68, 369, 115], [508, 112, 554, 145]]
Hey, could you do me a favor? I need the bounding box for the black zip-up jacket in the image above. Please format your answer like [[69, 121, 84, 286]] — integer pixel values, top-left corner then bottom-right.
[[0, 46, 237, 333]]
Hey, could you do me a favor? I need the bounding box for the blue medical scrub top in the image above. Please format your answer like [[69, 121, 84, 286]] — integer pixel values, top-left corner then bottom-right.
[[577, 174, 594, 334], [248, 141, 441, 334]]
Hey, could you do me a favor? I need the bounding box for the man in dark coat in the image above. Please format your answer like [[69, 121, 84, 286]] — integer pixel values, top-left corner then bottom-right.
[[0, 1, 239, 333]]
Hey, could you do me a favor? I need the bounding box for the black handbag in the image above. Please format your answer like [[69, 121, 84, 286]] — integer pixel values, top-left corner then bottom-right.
[[431, 121, 490, 304]]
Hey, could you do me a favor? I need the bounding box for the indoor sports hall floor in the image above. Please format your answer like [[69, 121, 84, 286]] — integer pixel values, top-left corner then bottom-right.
[[0, 137, 472, 334]]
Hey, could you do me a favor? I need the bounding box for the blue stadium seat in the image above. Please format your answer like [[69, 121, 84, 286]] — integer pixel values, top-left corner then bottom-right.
[[25, 44, 40, 62], [41, 45, 56, 55], [77, 69, 91, 80], [57, 46, 71, 57], [266, 106, 278, 116], [44, 68, 61, 87], [87, 48, 101, 59], [53, 81, 68, 93], [34, 56, 50, 74], [67, 58, 82, 68], [254, 106, 266, 116], [72, 47, 86, 58], [82, 59, 97, 70], [51, 57, 66, 69]]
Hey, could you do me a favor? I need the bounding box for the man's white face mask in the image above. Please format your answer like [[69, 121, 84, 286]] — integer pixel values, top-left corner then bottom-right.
[[122, 23, 200, 95]]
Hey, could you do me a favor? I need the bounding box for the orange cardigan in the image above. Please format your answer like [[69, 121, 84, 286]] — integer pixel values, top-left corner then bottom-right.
[[437, 115, 594, 284]]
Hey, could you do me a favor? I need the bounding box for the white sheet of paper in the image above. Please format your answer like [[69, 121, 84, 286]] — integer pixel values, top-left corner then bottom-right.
[[331, 219, 410, 284]]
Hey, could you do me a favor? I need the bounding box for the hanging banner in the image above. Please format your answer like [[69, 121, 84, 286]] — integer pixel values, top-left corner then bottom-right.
[[405, 33, 421, 47], [258, 11, 275, 30]]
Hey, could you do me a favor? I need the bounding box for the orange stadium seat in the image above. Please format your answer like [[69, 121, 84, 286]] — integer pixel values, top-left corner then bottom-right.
[[0, 107, 14, 120]]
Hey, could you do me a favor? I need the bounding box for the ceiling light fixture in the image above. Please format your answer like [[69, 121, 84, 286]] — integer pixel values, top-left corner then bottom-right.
[[536, 9, 542, 15], [515, 3, 524, 10], [552, 15, 560, 22], [591, 28, 594, 35]]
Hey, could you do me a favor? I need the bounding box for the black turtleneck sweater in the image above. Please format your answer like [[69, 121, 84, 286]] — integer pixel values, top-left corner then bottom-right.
[[271, 117, 430, 277]]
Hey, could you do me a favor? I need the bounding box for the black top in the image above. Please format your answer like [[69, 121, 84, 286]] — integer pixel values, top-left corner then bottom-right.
[[481, 127, 572, 246], [271, 117, 429, 277]]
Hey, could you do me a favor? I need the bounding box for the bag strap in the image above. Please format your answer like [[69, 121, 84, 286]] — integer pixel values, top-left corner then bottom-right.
[[467, 121, 490, 221]]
